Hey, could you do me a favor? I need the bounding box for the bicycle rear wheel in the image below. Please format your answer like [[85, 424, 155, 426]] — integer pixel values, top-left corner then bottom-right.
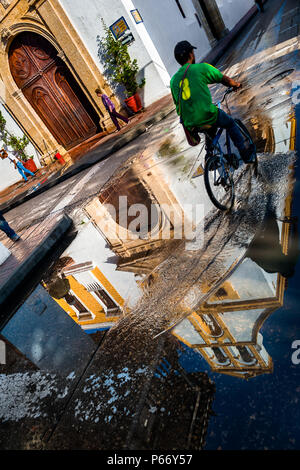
[[204, 155, 235, 211]]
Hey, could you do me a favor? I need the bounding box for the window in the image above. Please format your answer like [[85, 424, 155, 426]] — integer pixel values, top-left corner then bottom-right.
[[63, 262, 122, 317], [212, 347, 228, 364], [195, 13, 202, 28], [0, 0, 12, 9], [64, 293, 94, 320], [88, 282, 121, 317], [175, 0, 186, 18], [237, 346, 257, 365]]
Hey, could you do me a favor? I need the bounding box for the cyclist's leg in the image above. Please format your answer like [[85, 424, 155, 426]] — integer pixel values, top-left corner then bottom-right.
[[204, 126, 217, 159], [216, 109, 254, 163]]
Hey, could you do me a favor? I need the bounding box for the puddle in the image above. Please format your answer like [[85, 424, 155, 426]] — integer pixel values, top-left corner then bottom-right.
[[1, 107, 298, 448], [174, 209, 299, 379]]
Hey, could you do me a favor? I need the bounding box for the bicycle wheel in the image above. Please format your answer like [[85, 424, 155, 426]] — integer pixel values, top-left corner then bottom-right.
[[235, 119, 258, 176], [204, 155, 235, 211]]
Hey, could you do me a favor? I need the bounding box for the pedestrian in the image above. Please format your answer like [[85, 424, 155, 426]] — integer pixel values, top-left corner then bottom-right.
[[255, 0, 265, 12], [10, 156, 35, 182], [170, 41, 255, 163], [0, 211, 20, 242], [95, 89, 129, 132]]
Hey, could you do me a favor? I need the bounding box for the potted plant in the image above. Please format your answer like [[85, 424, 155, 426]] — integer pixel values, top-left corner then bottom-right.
[[98, 21, 146, 113], [0, 110, 37, 172], [7, 135, 37, 172]]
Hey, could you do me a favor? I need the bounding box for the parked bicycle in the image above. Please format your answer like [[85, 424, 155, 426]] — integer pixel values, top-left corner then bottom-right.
[[202, 88, 258, 211]]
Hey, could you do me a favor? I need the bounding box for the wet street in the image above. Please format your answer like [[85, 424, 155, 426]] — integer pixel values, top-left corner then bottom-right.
[[0, 0, 300, 451]]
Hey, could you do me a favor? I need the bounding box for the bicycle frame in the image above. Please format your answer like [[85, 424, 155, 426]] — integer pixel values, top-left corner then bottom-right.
[[206, 88, 237, 179], [210, 88, 234, 158], [203, 87, 257, 210]]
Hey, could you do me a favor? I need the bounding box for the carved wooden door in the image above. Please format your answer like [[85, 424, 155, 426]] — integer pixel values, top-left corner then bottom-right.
[[9, 32, 98, 149]]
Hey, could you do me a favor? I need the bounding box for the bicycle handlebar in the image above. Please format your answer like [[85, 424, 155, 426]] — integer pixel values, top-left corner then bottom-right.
[[220, 87, 234, 103]]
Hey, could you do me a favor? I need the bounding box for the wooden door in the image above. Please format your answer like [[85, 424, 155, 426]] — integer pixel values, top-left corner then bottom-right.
[[9, 32, 99, 150]]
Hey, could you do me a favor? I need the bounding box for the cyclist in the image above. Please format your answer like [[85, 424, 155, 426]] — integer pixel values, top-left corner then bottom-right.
[[170, 40, 255, 163]]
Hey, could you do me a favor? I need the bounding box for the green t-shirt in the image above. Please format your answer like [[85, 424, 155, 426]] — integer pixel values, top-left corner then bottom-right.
[[170, 63, 223, 129]]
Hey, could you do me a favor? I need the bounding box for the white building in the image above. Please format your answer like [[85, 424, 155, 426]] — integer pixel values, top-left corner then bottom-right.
[[59, 0, 255, 105]]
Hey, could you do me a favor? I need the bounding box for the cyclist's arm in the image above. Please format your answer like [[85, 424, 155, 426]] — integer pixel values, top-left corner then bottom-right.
[[221, 74, 241, 91]]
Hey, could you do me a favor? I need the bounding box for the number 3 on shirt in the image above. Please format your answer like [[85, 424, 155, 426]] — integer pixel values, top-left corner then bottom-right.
[[179, 78, 191, 100]]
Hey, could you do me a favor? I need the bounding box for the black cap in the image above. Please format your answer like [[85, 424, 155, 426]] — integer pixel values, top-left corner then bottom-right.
[[174, 40, 197, 61]]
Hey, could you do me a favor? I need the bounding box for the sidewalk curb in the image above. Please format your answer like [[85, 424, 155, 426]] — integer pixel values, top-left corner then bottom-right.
[[0, 214, 72, 307], [0, 103, 175, 215]]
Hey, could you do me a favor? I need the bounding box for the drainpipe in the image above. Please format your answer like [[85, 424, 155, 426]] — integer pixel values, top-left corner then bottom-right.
[[192, 0, 228, 46]]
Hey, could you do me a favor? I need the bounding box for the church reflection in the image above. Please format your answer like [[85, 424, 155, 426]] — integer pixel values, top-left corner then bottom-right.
[[172, 210, 298, 379]]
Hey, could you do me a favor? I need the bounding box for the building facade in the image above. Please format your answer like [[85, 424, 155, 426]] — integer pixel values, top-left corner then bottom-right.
[[0, 0, 256, 176], [0, 0, 115, 169]]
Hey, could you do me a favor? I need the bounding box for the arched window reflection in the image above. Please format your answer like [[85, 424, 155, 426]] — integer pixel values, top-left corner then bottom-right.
[[212, 347, 230, 365], [202, 314, 223, 338], [237, 346, 257, 365]]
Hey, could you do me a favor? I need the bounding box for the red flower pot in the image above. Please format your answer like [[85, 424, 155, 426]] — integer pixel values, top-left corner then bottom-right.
[[23, 159, 37, 173], [55, 152, 66, 165], [134, 93, 142, 110], [125, 93, 142, 113]]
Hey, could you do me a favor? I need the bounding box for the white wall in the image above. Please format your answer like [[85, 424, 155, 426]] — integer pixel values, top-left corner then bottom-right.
[[133, 0, 211, 76], [0, 103, 41, 192], [58, 0, 171, 106], [216, 0, 254, 31]]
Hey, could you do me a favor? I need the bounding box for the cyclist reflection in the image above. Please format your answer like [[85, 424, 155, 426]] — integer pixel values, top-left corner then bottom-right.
[[246, 208, 299, 278]]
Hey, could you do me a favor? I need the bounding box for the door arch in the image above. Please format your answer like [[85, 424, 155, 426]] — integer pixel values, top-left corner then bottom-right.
[[9, 32, 100, 150]]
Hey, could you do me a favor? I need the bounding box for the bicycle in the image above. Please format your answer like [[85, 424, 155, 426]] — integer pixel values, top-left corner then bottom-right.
[[202, 88, 258, 211]]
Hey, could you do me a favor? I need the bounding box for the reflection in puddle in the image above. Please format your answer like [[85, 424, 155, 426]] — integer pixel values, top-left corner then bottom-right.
[[32, 138, 297, 384], [173, 207, 299, 379], [0, 153, 296, 447], [39, 135, 210, 335], [0, 83, 298, 450]]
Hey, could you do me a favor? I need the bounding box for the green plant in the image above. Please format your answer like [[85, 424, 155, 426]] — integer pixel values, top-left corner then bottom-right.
[[98, 20, 145, 97], [0, 110, 33, 161], [7, 135, 33, 161], [0, 111, 6, 135]]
